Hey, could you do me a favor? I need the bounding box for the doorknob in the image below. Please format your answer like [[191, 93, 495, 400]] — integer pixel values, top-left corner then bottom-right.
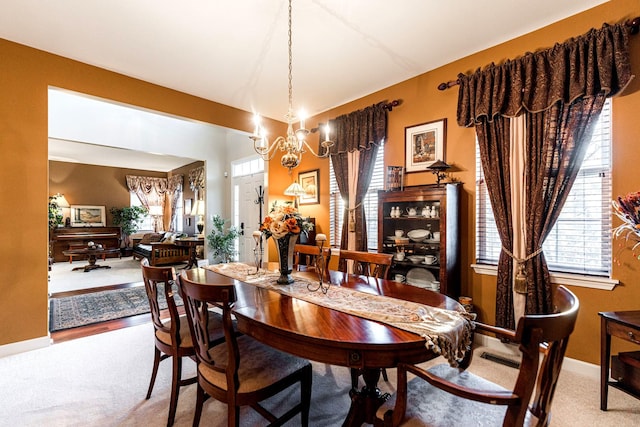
[[240, 222, 245, 235]]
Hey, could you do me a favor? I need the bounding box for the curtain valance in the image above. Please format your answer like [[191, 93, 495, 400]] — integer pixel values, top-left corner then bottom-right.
[[126, 175, 169, 197], [189, 166, 205, 192], [328, 102, 388, 154], [457, 22, 633, 126]]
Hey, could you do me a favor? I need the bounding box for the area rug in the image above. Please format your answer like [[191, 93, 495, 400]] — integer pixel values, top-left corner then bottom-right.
[[49, 285, 182, 332]]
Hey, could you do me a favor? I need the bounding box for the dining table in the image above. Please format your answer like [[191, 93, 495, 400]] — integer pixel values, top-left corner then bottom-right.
[[181, 263, 473, 426]]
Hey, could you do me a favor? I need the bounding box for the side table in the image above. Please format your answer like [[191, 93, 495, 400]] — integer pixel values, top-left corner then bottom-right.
[[599, 310, 640, 410], [175, 237, 204, 269]]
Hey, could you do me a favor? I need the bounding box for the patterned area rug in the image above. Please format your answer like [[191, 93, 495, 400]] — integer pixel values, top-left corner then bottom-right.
[[49, 285, 182, 332]]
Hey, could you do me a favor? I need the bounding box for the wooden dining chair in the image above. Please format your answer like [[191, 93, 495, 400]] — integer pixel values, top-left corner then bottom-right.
[[337, 249, 393, 279], [336, 249, 394, 387], [293, 244, 331, 273], [178, 271, 313, 427], [140, 259, 225, 427], [375, 285, 580, 427]]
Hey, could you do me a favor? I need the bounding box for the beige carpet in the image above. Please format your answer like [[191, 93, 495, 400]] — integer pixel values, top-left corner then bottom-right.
[[0, 324, 638, 426], [48, 257, 185, 294]]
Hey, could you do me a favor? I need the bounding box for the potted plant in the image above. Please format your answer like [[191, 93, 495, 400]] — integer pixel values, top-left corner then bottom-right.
[[48, 196, 63, 230], [206, 214, 241, 263], [109, 206, 148, 255]]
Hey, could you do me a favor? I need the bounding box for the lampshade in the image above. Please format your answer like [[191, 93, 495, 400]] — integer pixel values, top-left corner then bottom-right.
[[52, 193, 70, 208], [284, 182, 305, 196], [192, 200, 205, 216], [427, 160, 451, 172]]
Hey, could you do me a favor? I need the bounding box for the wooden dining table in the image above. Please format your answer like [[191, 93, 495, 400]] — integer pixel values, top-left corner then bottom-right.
[[181, 265, 468, 426]]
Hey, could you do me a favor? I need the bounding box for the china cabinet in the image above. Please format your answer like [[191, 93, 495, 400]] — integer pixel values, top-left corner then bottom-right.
[[378, 184, 461, 298]]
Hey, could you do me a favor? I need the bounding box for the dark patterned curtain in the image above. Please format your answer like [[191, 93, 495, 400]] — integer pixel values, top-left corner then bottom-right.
[[458, 22, 632, 328], [329, 102, 388, 271]]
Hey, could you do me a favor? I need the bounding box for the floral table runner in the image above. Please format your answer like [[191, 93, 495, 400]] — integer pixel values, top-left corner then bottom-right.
[[206, 263, 474, 366]]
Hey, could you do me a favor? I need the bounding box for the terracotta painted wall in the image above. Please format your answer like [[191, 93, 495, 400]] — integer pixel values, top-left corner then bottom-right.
[[269, 0, 640, 364]]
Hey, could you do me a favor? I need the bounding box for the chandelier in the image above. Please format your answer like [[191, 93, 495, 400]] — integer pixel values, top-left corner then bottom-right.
[[250, 0, 334, 173]]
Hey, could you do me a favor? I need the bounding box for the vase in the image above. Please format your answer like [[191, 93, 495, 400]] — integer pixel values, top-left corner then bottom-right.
[[272, 234, 299, 284]]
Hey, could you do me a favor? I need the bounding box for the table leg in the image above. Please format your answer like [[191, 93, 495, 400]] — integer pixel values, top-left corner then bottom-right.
[[184, 246, 197, 269], [343, 368, 389, 427], [601, 316, 611, 410]]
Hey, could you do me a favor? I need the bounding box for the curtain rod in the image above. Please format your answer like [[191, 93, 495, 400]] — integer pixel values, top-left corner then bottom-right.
[[436, 17, 640, 91]]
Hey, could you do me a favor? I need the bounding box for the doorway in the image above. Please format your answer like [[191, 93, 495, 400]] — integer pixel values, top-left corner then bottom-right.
[[231, 157, 265, 264]]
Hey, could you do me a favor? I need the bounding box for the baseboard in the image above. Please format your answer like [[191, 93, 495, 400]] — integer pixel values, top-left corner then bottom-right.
[[474, 333, 600, 380], [0, 336, 50, 358]]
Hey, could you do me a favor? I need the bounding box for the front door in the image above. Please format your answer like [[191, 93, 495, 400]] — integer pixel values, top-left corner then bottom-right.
[[233, 172, 265, 264]]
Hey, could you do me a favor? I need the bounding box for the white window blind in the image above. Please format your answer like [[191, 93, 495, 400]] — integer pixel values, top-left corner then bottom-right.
[[476, 99, 612, 276], [330, 143, 385, 250]]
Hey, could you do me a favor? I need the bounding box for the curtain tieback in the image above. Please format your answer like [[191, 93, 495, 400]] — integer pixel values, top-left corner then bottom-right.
[[345, 202, 363, 233], [501, 246, 543, 294]]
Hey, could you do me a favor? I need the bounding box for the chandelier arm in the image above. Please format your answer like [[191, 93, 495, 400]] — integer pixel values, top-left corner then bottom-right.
[[301, 140, 331, 158], [254, 136, 283, 161]]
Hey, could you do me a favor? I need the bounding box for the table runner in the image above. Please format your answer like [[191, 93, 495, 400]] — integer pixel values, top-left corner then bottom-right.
[[206, 263, 474, 366]]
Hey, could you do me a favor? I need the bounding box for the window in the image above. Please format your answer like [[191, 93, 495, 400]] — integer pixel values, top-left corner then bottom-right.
[[476, 99, 612, 277], [329, 143, 385, 250], [130, 194, 155, 231]]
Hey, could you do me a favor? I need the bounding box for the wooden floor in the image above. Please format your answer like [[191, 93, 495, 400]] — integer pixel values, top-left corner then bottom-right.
[[49, 281, 164, 344]]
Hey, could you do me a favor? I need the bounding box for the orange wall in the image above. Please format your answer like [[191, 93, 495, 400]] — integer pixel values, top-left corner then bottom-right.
[[2, 0, 639, 365], [270, 0, 640, 364]]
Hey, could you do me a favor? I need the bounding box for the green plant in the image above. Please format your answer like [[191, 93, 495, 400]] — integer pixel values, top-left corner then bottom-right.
[[109, 206, 149, 247], [48, 196, 63, 229], [206, 215, 241, 263]]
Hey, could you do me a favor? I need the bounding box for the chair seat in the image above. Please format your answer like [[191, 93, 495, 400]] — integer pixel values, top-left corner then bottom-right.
[[199, 334, 310, 394], [377, 364, 540, 427], [156, 312, 224, 348]]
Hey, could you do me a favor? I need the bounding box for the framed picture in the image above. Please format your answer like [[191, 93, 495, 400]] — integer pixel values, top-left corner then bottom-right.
[[298, 169, 319, 205], [405, 118, 446, 173], [70, 205, 106, 227]]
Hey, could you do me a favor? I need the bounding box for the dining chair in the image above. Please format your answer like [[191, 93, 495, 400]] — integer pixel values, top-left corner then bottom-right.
[[336, 249, 394, 387], [140, 259, 225, 427], [178, 271, 313, 427], [337, 249, 393, 279], [375, 285, 580, 427], [293, 244, 331, 273]]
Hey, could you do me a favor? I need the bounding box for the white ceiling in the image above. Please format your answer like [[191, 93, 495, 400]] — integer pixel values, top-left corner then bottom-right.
[[1, 0, 608, 170]]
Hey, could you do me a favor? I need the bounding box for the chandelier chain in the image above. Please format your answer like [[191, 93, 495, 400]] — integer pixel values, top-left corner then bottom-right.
[[288, 0, 293, 117]]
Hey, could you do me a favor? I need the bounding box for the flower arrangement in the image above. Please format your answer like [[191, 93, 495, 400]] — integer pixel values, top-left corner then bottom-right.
[[612, 191, 640, 251], [260, 202, 313, 239]]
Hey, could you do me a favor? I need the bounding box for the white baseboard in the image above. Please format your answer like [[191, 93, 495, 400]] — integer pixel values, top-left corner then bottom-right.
[[0, 336, 50, 358], [474, 333, 600, 380]]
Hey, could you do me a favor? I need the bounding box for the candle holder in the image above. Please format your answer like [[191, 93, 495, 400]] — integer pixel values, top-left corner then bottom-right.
[[251, 231, 263, 275], [307, 234, 329, 294]]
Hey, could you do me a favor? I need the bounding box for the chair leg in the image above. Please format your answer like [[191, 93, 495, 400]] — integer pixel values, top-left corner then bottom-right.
[[382, 368, 389, 382], [193, 384, 205, 427], [300, 364, 312, 427], [146, 347, 161, 399], [167, 355, 182, 427]]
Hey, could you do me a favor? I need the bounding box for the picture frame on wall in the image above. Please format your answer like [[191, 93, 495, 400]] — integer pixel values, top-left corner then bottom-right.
[[298, 169, 319, 205], [405, 118, 446, 173], [70, 205, 106, 227]]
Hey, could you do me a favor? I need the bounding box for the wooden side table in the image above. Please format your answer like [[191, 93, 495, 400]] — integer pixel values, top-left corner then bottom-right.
[[175, 237, 204, 269], [599, 310, 640, 410]]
